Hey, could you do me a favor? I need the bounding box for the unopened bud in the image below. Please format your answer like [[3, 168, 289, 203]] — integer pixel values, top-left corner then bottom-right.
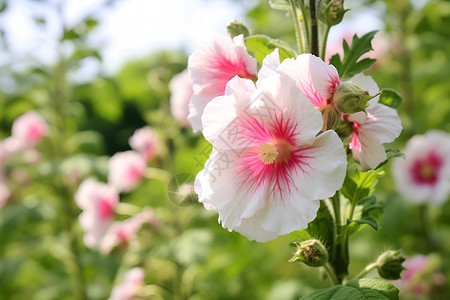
[[289, 239, 328, 267], [227, 20, 250, 38], [376, 250, 406, 280], [319, 104, 341, 131], [318, 0, 348, 26], [333, 83, 379, 114]]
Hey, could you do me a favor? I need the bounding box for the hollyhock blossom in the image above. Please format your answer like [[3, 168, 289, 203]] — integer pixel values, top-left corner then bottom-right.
[[169, 69, 194, 127], [129, 127, 160, 161], [108, 151, 147, 192], [99, 208, 160, 254], [393, 131, 450, 204], [195, 73, 347, 242], [188, 34, 257, 132], [109, 267, 145, 300], [278, 54, 402, 170], [11, 110, 48, 147], [74, 179, 119, 249]]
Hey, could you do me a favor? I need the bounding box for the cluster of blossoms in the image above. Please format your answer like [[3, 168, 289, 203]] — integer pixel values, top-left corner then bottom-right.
[[0, 110, 48, 209], [170, 34, 402, 242], [393, 130, 450, 205], [74, 126, 161, 253]]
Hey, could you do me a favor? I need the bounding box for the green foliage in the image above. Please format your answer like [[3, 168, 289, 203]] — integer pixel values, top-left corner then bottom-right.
[[268, 0, 292, 11], [379, 89, 403, 108], [329, 31, 377, 79], [300, 278, 399, 300], [244, 34, 296, 64], [374, 149, 404, 170], [347, 195, 384, 232]]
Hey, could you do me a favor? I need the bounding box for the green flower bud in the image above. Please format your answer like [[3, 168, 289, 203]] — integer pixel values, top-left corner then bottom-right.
[[227, 20, 250, 38], [289, 239, 329, 267], [319, 104, 341, 131], [317, 0, 348, 26], [376, 250, 406, 280], [333, 82, 380, 114]]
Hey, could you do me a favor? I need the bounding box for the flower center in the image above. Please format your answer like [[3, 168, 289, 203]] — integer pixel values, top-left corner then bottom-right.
[[257, 143, 278, 165], [257, 139, 293, 165], [419, 164, 434, 180]]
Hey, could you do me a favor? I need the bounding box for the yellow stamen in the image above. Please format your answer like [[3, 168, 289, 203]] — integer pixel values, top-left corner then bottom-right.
[[420, 164, 434, 180], [258, 143, 278, 165]]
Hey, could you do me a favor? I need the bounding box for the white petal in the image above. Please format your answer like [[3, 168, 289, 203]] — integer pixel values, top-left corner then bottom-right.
[[351, 129, 387, 171], [225, 76, 256, 95], [363, 103, 402, 144], [277, 54, 339, 107], [292, 130, 348, 200], [256, 49, 280, 88]]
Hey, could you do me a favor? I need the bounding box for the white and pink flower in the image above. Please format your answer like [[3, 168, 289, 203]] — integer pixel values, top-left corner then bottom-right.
[[278, 54, 402, 170], [11, 110, 48, 147], [99, 208, 160, 254], [188, 34, 257, 132], [129, 127, 160, 162], [169, 69, 194, 127], [393, 131, 450, 204], [108, 151, 147, 192], [109, 267, 145, 300], [195, 73, 347, 242], [74, 179, 119, 249]]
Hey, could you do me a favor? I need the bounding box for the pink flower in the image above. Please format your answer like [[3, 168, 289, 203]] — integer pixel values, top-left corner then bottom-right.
[[169, 69, 194, 127], [74, 179, 119, 249], [129, 127, 160, 161], [109, 267, 144, 300], [188, 34, 257, 132], [11, 111, 48, 147], [195, 73, 347, 242], [393, 131, 450, 204], [99, 208, 159, 254], [278, 54, 402, 170], [108, 151, 147, 192]]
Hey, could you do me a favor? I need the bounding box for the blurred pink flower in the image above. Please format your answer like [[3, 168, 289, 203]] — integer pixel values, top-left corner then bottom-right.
[[99, 207, 160, 254], [195, 72, 347, 242], [74, 179, 119, 249], [278, 54, 401, 170], [169, 69, 193, 127], [393, 130, 450, 204], [109, 267, 145, 300], [188, 34, 257, 132], [129, 127, 160, 162], [108, 151, 147, 192], [11, 110, 48, 147]]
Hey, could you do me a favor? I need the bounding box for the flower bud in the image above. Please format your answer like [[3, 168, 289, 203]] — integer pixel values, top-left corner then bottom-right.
[[289, 239, 329, 267], [317, 0, 348, 26], [319, 104, 341, 131], [333, 82, 379, 114], [376, 250, 406, 280], [227, 20, 250, 38]]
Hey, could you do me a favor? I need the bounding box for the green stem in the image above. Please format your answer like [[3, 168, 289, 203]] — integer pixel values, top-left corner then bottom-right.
[[298, 1, 310, 51], [324, 263, 339, 285], [320, 25, 331, 60], [354, 262, 378, 280], [310, 0, 319, 56], [289, 0, 304, 53], [329, 191, 349, 284]]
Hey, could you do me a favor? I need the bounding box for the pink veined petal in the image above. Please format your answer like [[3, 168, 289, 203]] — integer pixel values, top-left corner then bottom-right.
[[225, 76, 256, 95], [277, 54, 340, 108], [362, 102, 402, 144], [349, 123, 387, 171], [256, 49, 281, 88]]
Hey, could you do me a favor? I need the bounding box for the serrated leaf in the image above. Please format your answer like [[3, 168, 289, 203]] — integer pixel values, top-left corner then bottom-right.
[[300, 278, 399, 300], [329, 30, 378, 78], [347, 195, 384, 232], [379, 88, 403, 108], [375, 148, 405, 170], [341, 169, 381, 207], [245, 34, 296, 65], [305, 201, 333, 250]]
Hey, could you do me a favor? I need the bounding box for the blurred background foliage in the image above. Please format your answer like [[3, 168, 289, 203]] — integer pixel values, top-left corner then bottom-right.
[[0, 0, 449, 299]]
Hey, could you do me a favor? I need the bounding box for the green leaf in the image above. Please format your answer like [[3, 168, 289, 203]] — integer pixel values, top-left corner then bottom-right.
[[375, 148, 405, 170], [379, 88, 403, 108], [245, 34, 296, 65], [341, 169, 381, 207], [347, 195, 384, 232], [305, 201, 334, 250], [329, 30, 378, 78], [300, 278, 399, 300]]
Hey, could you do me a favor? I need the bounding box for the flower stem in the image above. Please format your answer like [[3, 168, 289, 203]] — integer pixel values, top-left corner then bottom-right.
[[354, 262, 378, 280], [289, 0, 304, 53], [329, 191, 349, 284], [310, 0, 319, 56], [324, 263, 339, 285], [320, 24, 331, 60]]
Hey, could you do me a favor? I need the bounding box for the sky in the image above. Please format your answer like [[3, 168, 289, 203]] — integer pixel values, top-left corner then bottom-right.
[[0, 0, 407, 79]]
